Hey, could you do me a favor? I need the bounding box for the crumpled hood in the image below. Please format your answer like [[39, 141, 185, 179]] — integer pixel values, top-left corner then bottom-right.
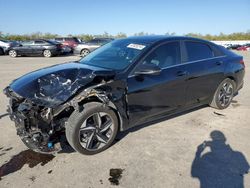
[[9, 62, 115, 107]]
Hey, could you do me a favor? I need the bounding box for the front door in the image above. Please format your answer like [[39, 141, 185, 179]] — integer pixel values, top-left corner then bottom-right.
[[19, 41, 34, 55], [127, 41, 188, 126]]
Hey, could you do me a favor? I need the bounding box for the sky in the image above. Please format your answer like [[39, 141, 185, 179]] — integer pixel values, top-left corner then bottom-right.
[[0, 0, 250, 36]]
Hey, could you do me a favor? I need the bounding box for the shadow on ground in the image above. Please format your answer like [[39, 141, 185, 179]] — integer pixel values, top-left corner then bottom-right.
[[191, 130, 250, 188]]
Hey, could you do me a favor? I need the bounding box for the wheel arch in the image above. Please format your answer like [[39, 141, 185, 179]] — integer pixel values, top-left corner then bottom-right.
[[226, 75, 237, 89], [77, 96, 124, 132], [227, 75, 236, 82]]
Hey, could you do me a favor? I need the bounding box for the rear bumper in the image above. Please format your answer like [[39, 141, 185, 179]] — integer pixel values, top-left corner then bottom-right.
[[50, 48, 62, 55], [235, 80, 243, 93], [73, 48, 81, 55], [232, 66, 245, 96], [234, 81, 243, 97]]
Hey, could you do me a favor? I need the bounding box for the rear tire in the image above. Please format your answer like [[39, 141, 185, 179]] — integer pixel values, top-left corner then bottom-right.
[[80, 49, 90, 57], [210, 78, 235, 109], [66, 102, 118, 155], [9, 50, 17, 57], [43, 49, 52, 57]]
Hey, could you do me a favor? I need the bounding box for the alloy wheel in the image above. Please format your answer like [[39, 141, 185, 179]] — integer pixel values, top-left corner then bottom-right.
[[9, 50, 17, 57], [43, 50, 52, 57], [218, 82, 233, 107], [81, 49, 90, 57], [78, 112, 114, 151]]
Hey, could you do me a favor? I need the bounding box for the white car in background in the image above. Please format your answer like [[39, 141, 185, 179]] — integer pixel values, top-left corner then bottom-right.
[[74, 38, 114, 57], [0, 40, 20, 55]]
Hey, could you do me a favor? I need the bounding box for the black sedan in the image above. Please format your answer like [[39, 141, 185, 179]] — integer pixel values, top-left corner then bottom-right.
[[8, 39, 62, 57], [4, 36, 245, 155]]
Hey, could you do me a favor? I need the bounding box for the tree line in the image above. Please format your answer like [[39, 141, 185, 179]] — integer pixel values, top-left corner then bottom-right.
[[1, 31, 250, 41]]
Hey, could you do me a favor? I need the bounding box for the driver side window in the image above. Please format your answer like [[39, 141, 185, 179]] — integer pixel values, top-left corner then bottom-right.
[[142, 42, 181, 68]]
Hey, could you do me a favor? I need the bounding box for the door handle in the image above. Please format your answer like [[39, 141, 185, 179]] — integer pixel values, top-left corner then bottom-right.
[[216, 61, 223, 66], [177, 71, 188, 77]]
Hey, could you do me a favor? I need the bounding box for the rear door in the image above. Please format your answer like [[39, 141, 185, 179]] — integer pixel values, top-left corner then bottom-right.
[[33, 40, 47, 55], [88, 39, 101, 51], [183, 41, 226, 105], [127, 41, 188, 126]]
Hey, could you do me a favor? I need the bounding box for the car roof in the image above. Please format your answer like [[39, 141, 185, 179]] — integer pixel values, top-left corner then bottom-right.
[[0, 39, 10, 43], [91, 38, 114, 40], [55, 37, 77, 39], [125, 35, 211, 44]]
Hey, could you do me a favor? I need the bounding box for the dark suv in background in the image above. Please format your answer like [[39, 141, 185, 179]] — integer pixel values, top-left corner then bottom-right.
[[74, 38, 114, 57]]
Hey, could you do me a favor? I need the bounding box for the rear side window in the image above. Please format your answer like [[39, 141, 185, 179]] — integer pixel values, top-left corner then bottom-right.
[[99, 39, 108, 44], [65, 38, 77, 42], [34, 40, 46, 44], [210, 44, 225, 57], [89, 39, 99, 44], [55, 38, 63, 42], [22, 41, 34, 46], [185, 41, 214, 62]]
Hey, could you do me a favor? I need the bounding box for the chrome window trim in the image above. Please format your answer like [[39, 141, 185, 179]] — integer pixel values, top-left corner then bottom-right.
[[128, 55, 226, 78], [179, 55, 227, 66]]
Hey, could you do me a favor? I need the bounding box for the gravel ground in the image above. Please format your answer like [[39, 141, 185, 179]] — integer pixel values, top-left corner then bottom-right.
[[0, 52, 249, 188]]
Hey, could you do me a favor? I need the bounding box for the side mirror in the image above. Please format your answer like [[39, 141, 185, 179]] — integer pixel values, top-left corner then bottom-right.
[[134, 64, 161, 76]]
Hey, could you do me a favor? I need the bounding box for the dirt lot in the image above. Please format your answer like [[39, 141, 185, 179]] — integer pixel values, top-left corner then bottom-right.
[[0, 52, 249, 188]]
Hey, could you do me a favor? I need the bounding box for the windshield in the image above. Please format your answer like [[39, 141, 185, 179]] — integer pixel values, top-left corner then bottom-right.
[[79, 39, 149, 70]]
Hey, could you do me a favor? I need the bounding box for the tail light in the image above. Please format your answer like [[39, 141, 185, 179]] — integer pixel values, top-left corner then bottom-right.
[[239, 59, 245, 68], [57, 44, 63, 48]]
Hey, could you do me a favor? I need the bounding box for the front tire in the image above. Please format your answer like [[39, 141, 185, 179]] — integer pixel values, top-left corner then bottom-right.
[[66, 102, 118, 155], [210, 78, 235, 109], [43, 49, 52, 57], [9, 50, 17, 57]]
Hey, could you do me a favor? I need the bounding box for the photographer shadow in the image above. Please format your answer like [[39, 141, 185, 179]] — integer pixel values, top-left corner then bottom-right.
[[191, 130, 250, 188]]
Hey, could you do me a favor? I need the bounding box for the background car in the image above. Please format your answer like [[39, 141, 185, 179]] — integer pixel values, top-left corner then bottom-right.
[[53, 37, 81, 52], [227, 44, 242, 50], [221, 43, 232, 49], [52, 40, 72, 54], [8, 39, 63, 57], [236, 44, 250, 51], [74, 38, 114, 56], [0, 39, 20, 55]]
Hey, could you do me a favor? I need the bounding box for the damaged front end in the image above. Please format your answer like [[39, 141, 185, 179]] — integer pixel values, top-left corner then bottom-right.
[[4, 62, 128, 154], [4, 86, 70, 153], [4, 63, 129, 153]]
